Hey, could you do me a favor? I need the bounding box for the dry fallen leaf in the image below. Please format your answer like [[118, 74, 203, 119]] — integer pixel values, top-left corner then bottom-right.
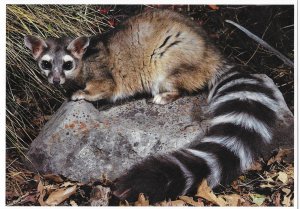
[[22, 193, 38, 204], [179, 196, 203, 206], [285, 164, 294, 179], [196, 179, 226, 206], [157, 199, 186, 206], [250, 193, 266, 206], [265, 176, 275, 183], [277, 171, 288, 184], [119, 200, 129, 206], [220, 194, 244, 206], [43, 174, 64, 183], [90, 185, 111, 206], [281, 188, 293, 206], [10, 171, 27, 184], [230, 180, 239, 190], [267, 148, 292, 165], [169, 200, 187, 206], [45, 185, 77, 206], [273, 192, 281, 206], [70, 200, 78, 206], [61, 181, 76, 188], [282, 195, 291, 206], [37, 181, 47, 206], [260, 183, 274, 188], [282, 188, 291, 195], [134, 193, 149, 206], [239, 175, 246, 181]]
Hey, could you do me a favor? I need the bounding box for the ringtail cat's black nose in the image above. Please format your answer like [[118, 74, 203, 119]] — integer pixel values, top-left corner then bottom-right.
[[53, 78, 60, 85]]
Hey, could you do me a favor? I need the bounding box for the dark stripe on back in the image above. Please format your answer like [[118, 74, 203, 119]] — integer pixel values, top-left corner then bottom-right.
[[188, 142, 241, 185], [166, 41, 181, 50], [159, 41, 182, 58], [212, 99, 277, 127], [216, 83, 276, 101], [158, 35, 172, 49], [206, 123, 267, 154], [211, 73, 261, 98]]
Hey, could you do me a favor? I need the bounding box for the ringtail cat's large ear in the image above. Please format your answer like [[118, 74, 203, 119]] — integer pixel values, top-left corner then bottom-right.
[[67, 36, 90, 59], [24, 35, 48, 60]]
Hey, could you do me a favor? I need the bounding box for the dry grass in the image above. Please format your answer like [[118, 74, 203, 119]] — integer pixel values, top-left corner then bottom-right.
[[6, 5, 112, 156]]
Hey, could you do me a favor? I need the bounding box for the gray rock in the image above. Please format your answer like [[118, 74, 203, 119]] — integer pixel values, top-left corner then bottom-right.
[[26, 74, 293, 182], [27, 94, 208, 182]]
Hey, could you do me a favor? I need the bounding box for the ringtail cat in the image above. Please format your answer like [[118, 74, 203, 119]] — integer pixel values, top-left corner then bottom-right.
[[24, 9, 223, 105], [25, 9, 282, 203]]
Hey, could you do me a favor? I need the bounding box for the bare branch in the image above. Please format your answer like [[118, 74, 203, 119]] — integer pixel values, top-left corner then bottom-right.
[[225, 20, 294, 68]]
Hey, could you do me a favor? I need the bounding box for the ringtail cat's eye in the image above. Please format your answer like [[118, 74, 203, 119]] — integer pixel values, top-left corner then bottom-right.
[[63, 61, 73, 70], [41, 60, 52, 70]]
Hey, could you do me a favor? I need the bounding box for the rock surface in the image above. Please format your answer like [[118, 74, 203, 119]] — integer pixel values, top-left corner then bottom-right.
[[26, 74, 294, 182], [27, 94, 209, 182]]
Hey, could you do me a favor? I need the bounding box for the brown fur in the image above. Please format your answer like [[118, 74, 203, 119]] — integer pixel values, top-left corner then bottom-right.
[[27, 9, 225, 104]]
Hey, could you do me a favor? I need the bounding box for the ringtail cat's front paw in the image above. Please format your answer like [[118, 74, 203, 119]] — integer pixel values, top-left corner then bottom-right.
[[71, 90, 87, 101], [152, 92, 180, 105]]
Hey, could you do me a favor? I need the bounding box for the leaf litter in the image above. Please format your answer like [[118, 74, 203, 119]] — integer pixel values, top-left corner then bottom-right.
[[6, 147, 294, 206]]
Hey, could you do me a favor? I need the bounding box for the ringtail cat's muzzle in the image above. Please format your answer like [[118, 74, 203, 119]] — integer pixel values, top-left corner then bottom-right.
[[52, 77, 60, 85]]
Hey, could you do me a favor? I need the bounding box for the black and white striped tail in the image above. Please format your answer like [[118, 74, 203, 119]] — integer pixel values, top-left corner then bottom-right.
[[113, 66, 279, 203]]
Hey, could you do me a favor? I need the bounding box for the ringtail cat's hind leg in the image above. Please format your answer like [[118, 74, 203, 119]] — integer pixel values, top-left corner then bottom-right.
[[71, 79, 116, 102], [151, 68, 207, 105]]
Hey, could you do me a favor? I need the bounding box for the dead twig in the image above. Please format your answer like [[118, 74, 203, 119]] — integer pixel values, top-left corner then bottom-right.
[[225, 20, 294, 68], [7, 192, 30, 206]]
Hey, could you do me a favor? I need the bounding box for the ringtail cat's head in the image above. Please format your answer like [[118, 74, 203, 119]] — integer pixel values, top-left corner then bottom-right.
[[24, 35, 90, 85]]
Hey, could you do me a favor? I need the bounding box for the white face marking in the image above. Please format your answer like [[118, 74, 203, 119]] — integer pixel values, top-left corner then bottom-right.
[[62, 55, 76, 78], [41, 54, 52, 61], [40, 54, 52, 76], [63, 55, 74, 62], [201, 136, 253, 171], [64, 69, 74, 77], [186, 149, 221, 188], [210, 112, 272, 142], [42, 70, 50, 76], [59, 77, 66, 84]]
